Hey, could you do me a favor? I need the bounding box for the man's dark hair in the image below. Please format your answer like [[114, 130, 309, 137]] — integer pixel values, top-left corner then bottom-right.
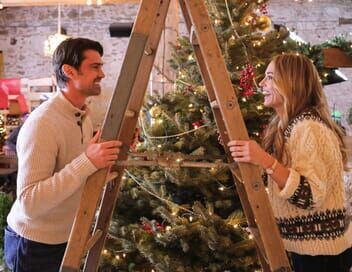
[[52, 38, 104, 88]]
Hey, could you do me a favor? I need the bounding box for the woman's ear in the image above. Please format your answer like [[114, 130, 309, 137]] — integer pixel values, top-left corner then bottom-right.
[[62, 64, 76, 79]]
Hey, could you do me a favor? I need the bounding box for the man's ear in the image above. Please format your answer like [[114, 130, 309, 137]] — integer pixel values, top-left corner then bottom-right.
[[62, 64, 76, 79]]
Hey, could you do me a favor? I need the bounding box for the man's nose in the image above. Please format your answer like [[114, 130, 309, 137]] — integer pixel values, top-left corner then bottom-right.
[[99, 69, 105, 78]]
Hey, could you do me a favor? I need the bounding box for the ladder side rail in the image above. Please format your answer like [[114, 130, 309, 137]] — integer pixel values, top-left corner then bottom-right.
[[178, 2, 270, 270], [84, 1, 172, 270], [182, 1, 291, 271], [60, 1, 162, 271]]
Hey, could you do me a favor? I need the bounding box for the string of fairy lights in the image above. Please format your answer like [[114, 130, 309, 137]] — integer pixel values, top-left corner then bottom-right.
[[103, 165, 253, 267], [102, 168, 253, 268], [101, 112, 255, 267]]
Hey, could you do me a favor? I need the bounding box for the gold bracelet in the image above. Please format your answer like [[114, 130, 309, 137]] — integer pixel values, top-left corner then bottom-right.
[[265, 159, 278, 175]]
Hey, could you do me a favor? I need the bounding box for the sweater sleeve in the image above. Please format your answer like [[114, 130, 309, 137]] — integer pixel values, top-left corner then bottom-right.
[[278, 121, 338, 210], [16, 117, 97, 219]]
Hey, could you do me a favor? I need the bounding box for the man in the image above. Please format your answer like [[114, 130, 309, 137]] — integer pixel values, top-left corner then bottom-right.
[[4, 38, 122, 271]]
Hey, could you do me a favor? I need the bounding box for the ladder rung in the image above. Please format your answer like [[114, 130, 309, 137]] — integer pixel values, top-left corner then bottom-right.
[[84, 229, 103, 253]]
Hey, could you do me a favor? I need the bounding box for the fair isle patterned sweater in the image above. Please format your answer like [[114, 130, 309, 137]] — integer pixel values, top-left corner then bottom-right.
[[268, 111, 352, 255]]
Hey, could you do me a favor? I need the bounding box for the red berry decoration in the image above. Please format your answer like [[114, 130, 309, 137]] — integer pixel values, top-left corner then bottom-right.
[[240, 64, 256, 97], [259, 3, 268, 15]]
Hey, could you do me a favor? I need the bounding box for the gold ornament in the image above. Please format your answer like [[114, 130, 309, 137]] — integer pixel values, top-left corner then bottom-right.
[[242, 13, 255, 26], [209, 167, 217, 176], [256, 15, 272, 32], [228, 35, 236, 46], [149, 106, 162, 118]]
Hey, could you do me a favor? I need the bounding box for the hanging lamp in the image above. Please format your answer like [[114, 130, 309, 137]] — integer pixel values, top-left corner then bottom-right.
[[43, 4, 70, 57]]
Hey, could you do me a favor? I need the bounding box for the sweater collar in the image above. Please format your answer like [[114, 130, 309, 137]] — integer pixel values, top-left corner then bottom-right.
[[54, 91, 90, 118], [284, 110, 322, 139]]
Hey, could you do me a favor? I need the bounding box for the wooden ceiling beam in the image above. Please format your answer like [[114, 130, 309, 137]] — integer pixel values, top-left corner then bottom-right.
[[1, 0, 140, 7]]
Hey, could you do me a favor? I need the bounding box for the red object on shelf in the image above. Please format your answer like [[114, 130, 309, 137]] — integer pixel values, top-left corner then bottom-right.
[[0, 78, 21, 95], [0, 78, 28, 113], [0, 90, 8, 109]]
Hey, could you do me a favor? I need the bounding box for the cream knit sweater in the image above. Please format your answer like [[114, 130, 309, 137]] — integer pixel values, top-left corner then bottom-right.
[[7, 91, 98, 244], [269, 112, 352, 255]]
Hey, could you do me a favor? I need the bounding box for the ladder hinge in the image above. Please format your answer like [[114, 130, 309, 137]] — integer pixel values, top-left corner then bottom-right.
[[144, 47, 153, 56], [210, 100, 218, 109], [190, 25, 199, 45], [125, 110, 136, 118]]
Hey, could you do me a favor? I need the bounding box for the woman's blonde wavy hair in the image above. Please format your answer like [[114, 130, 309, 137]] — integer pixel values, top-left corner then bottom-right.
[[262, 53, 347, 166]]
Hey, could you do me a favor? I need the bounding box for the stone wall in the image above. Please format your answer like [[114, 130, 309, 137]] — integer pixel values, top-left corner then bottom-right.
[[0, 4, 139, 127], [0, 0, 351, 130]]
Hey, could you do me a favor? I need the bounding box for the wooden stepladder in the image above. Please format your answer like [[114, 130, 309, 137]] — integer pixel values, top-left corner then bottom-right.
[[60, 1, 292, 271]]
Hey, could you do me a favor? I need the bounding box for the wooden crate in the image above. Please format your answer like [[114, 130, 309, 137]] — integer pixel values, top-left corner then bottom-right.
[[323, 48, 352, 68], [344, 136, 352, 161]]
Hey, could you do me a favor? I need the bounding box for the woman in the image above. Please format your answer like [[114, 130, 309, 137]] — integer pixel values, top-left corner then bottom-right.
[[228, 53, 352, 272]]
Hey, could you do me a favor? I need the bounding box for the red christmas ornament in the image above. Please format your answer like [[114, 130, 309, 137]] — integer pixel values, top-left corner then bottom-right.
[[259, 3, 268, 15], [142, 222, 153, 233], [240, 64, 256, 97], [192, 120, 203, 128], [142, 220, 165, 233], [155, 222, 165, 231]]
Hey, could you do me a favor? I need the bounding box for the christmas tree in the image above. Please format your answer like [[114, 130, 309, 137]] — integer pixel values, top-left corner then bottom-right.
[[98, 1, 351, 271], [98, 1, 293, 271]]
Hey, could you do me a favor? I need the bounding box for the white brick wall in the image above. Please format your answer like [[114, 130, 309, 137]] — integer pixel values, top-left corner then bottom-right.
[[0, 1, 351, 130]]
